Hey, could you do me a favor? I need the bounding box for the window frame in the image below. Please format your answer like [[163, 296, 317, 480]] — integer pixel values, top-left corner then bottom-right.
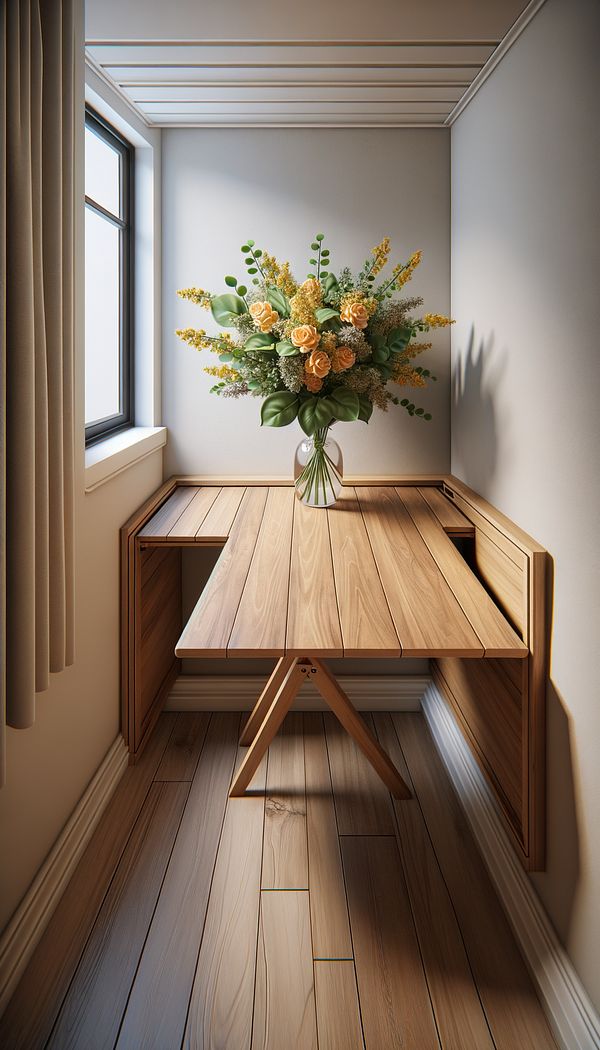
[[84, 106, 134, 446]]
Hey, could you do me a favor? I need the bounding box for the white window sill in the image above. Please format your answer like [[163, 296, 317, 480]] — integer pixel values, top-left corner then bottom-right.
[[85, 426, 167, 492]]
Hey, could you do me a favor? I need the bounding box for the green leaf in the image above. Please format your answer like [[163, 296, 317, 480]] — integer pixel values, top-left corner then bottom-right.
[[254, 248, 262, 257], [388, 326, 412, 353], [247, 266, 258, 274], [315, 307, 340, 325], [309, 258, 317, 265], [298, 397, 334, 436], [261, 391, 299, 428], [267, 287, 290, 317], [357, 395, 373, 423], [218, 352, 234, 363], [311, 242, 319, 250], [224, 275, 237, 287], [424, 412, 432, 421], [247, 239, 255, 247], [241, 244, 250, 252], [276, 339, 300, 357], [316, 233, 324, 241], [372, 344, 390, 364], [322, 273, 339, 300], [245, 332, 275, 351], [237, 284, 248, 297], [211, 293, 247, 327], [329, 386, 360, 422]]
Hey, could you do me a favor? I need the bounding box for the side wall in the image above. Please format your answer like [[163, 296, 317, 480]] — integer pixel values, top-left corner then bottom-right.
[[451, 0, 600, 1010], [0, 15, 164, 933], [162, 128, 451, 477]]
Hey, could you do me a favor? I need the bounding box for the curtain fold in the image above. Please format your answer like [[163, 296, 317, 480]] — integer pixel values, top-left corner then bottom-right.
[[1, 0, 76, 782]]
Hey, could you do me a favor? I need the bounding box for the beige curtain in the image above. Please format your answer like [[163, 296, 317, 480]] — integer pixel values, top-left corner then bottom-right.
[[1, 0, 76, 783]]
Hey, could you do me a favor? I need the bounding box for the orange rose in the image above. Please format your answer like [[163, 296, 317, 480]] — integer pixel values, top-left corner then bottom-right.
[[291, 324, 320, 352], [304, 373, 323, 392], [249, 300, 278, 332], [331, 345, 356, 373], [340, 301, 369, 329], [305, 348, 331, 379]]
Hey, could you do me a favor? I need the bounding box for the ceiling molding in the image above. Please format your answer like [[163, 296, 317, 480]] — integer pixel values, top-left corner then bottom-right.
[[445, 0, 548, 125], [84, 7, 540, 130]]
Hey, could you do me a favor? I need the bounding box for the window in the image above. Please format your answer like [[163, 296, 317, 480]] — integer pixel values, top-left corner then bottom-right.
[[85, 107, 133, 444]]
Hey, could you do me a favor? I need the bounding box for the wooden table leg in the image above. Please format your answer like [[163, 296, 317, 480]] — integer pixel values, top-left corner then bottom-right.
[[239, 655, 296, 746], [229, 659, 305, 797], [310, 658, 411, 800]]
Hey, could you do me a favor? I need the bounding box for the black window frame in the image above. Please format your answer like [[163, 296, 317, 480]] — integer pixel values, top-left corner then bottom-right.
[[84, 106, 134, 446]]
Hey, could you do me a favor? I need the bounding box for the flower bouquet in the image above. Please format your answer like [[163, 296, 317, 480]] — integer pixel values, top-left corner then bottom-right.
[[177, 234, 452, 507]]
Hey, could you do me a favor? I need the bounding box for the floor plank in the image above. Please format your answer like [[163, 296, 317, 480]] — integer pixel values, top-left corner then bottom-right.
[[252, 891, 318, 1050], [115, 714, 240, 1050], [0, 714, 176, 1050], [373, 714, 495, 1050], [262, 712, 308, 889], [154, 712, 210, 781], [342, 835, 441, 1050], [48, 782, 188, 1050], [394, 713, 557, 1050], [314, 961, 364, 1050], [182, 748, 267, 1050], [324, 712, 395, 835], [303, 713, 353, 960]]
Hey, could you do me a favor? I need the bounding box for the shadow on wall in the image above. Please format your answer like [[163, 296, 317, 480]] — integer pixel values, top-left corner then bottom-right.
[[452, 327, 503, 491], [533, 557, 580, 947]]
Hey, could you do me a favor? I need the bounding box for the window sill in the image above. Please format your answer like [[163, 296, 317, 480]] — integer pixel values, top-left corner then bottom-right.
[[84, 426, 167, 492]]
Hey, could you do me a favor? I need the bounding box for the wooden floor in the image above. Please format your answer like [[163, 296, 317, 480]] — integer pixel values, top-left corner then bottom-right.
[[0, 711, 557, 1050]]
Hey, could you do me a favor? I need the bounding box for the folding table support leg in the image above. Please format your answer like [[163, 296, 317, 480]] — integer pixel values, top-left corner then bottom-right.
[[232, 654, 411, 800], [229, 658, 305, 797], [309, 658, 411, 800], [239, 655, 296, 746]]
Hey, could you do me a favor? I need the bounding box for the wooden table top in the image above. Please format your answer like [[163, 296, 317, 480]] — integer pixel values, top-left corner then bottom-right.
[[139, 484, 527, 660]]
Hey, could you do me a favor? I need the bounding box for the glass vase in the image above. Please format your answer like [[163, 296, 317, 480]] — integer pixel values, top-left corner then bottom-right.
[[293, 425, 343, 508]]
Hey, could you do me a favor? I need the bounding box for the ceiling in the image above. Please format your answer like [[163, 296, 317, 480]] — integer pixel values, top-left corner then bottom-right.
[[85, 0, 539, 128]]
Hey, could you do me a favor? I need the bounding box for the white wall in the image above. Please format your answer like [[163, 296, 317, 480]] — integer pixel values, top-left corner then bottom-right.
[[0, 21, 163, 933], [451, 0, 600, 1011], [162, 128, 451, 477]]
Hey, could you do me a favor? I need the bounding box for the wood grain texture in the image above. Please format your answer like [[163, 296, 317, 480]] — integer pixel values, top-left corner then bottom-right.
[[182, 749, 267, 1050], [196, 484, 246, 540], [342, 835, 440, 1050], [286, 496, 343, 657], [138, 486, 199, 538], [443, 476, 547, 555], [419, 485, 474, 536], [357, 486, 483, 657], [228, 486, 294, 656], [434, 658, 524, 831], [398, 487, 527, 658], [262, 712, 308, 889], [252, 891, 318, 1050], [312, 659, 410, 800], [240, 655, 296, 746], [324, 712, 395, 835], [0, 715, 176, 1050], [327, 488, 400, 657], [374, 714, 495, 1050], [176, 487, 268, 657], [115, 714, 239, 1050], [166, 486, 221, 540], [48, 782, 188, 1050], [154, 712, 210, 781], [304, 714, 353, 960], [136, 546, 181, 751], [314, 961, 364, 1050], [394, 713, 557, 1050], [229, 661, 305, 798], [474, 528, 526, 635]]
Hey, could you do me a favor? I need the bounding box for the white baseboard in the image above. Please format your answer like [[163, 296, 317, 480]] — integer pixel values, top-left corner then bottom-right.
[[422, 681, 600, 1050], [165, 674, 430, 712], [0, 735, 128, 1018]]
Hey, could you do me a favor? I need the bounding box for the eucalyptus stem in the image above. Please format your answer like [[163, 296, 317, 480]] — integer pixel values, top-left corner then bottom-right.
[[295, 426, 342, 507]]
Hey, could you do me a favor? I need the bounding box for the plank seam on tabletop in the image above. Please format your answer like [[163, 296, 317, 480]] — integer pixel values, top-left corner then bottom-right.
[[354, 486, 404, 654], [224, 488, 271, 656], [45, 719, 180, 1046], [321, 711, 368, 1047], [378, 714, 497, 1050]]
